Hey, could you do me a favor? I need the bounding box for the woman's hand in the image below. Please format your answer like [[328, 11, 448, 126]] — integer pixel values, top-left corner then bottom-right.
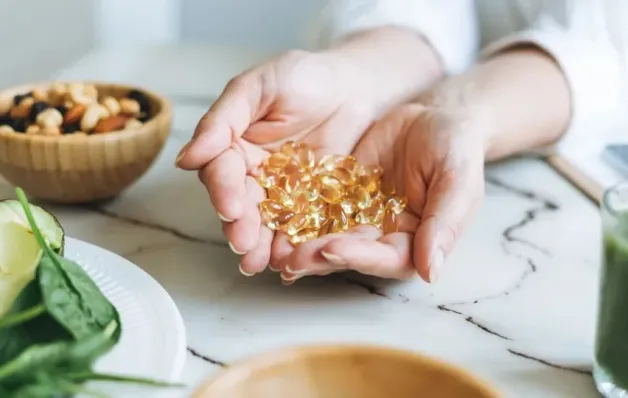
[[278, 103, 487, 284], [278, 47, 571, 284], [175, 28, 443, 276]]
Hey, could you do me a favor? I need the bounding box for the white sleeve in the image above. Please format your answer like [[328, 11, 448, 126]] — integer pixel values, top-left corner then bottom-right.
[[481, 1, 628, 154], [309, 0, 479, 76]]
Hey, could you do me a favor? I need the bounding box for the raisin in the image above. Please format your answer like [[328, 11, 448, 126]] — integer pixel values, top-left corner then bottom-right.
[[0, 112, 11, 125], [13, 92, 32, 105], [128, 89, 151, 115], [138, 112, 151, 123], [30, 101, 50, 121], [63, 122, 81, 134], [55, 105, 67, 117], [10, 118, 27, 132]]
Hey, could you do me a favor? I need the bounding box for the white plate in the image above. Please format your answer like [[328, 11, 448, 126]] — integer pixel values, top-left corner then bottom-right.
[[64, 237, 187, 386]]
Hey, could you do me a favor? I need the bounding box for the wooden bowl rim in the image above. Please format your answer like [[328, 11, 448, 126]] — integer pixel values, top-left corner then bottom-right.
[[193, 344, 502, 397], [0, 80, 172, 143]]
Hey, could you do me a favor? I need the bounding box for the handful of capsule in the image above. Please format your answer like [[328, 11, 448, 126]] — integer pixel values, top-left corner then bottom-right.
[[257, 141, 407, 245]]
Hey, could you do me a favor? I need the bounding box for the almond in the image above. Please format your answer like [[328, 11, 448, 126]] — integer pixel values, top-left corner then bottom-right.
[[93, 115, 129, 133], [64, 104, 86, 124]]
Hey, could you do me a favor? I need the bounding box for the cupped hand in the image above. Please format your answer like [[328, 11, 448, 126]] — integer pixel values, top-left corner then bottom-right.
[[175, 50, 382, 275], [279, 103, 487, 284]]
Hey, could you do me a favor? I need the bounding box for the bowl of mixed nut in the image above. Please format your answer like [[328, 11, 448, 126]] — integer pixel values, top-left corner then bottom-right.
[[0, 81, 171, 203]]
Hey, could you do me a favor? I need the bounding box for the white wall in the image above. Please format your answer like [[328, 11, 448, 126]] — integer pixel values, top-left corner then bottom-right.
[[0, 0, 97, 88]]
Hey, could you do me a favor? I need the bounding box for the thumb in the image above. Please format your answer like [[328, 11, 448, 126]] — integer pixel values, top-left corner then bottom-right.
[[413, 161, 485, 283], [176, 73, 267, 170]]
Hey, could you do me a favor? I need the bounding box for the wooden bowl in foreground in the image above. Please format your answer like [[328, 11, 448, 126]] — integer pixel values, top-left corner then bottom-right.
[[193, 345, 502, 398], [0, 81, 172, 204]]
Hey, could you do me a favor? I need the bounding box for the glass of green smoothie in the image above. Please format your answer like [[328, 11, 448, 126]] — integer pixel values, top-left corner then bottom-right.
[[595, 182, 628, 397]]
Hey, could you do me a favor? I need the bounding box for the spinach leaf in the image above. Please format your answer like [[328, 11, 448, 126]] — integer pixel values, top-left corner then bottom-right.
[[0, 305, 46, 331], [0, 321, 117, 386], [15, 189, 120, 342]]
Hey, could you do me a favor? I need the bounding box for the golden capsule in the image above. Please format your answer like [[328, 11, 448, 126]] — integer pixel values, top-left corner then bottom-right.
[[290, 228, 319, 245], [328, 167, 354, 185], [258, 167, 279, 188], [340, 156, 357, 173], [320, 175, 343, 190], [318, 219, 334, 236], [304, 178, 321, 202], [328, 204, 349, 233], [268, 186, 294, 209], [383, 209, 399, 234], [266, 210, 295, 230], [283, 162, 302, 175], [286, 213, 308, 236], [280, 140, 297, 156], [320, 186, 344, 204], [355, 199, 384, 225], [317, 154, 343, 173], [267, 152, 291, 169], [357, 174, 380, 194], [340, 198, 357, 215], [278, 172, 301, 193], [296, 147, 315, 170], [385, 196, 407, 215], [293, 192, 310, 213], [348, 186, 372, 210], [306, 209, 327, 229], [259, 199, 284, 218]]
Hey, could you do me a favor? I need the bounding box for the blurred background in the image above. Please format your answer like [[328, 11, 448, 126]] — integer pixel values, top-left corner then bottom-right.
[[0, 0, 325, 88]]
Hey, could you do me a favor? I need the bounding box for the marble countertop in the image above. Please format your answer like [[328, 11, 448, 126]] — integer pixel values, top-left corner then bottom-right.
[[0, 45, 607, 397]]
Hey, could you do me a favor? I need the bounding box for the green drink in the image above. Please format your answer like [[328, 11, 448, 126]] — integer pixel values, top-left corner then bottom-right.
[[595, 182, 628, 397]]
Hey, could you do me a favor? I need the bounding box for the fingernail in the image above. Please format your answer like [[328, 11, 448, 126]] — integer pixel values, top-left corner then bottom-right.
[[268, 263, 280, 272], [321, 251, 346, 265], [217, 211, 233, 222], [281, 272, 302, 282], [429, 249, 444, 284], [239, 264, 255, 277], [175, 142, 191, 166], [229, 241, 246, 255], [285, 264, 309, 276], [281, 278, 295, 286]]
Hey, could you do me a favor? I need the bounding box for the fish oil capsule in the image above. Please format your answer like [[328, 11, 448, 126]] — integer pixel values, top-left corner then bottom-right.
[[306, 210, 327, 229], [320, 175, 343, 190], [308, 198, 326, 214], [259, 199, 284, 218], [355, 199, 384, 225], [317, 154, 343, 173], [320, 186, 344, 204], [329, 167, 354, 185], [258, 167, 279, 189], [340, 198, 357, 215], [357, 174, 380, 194], [278, 172, 301, 193], [296, 146, 315, 169], [267, 152, 291, 169], [348, 186, 372, 210], [266, 210, 295, 231], [329, 204, 349, 232], [385, 196, 407, 215], [293, 192, 309, 213], [306, 178, 321, 201], [283, 162, 302, 174], [280, 140, 297, 156], [290, 228, 319, 245], [339, 156, 357, 173], [286, 213, 308, 235], [268, 186, 294, 209], [318, 219, 334, 236], [382, 209, 399, 234]]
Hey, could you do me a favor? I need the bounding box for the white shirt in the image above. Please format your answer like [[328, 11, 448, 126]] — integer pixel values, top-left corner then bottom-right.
[[310, 0, 628, 156]]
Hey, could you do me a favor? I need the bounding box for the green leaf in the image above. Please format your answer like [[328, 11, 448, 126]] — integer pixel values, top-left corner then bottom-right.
[[0, 282, 70, 366], [68, 371, 185, 388], [0, 321, 117, 386], [0, 305, 46, 331], [15, 188, 120, 342]]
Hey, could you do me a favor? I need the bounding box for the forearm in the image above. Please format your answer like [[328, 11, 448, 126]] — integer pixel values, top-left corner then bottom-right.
[[325, 27, 444, 114], [421, 47, 571, 161]]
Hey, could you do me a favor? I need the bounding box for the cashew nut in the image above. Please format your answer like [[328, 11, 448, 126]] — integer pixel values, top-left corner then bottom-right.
[[80, 104, 108, 132], [68, 82, 98, 106], [0, 125, 15, 134], [119, 98, 141, 117], [102, 96, 121, 116], [125, 118, 143, 129], [36, 108, 63, 128]]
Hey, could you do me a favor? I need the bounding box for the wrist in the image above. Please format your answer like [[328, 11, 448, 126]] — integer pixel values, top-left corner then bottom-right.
[[322, 27, 444, 114]]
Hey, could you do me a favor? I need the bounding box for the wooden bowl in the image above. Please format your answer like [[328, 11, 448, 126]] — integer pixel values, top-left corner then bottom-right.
[[0, 81, 172, 204], [193, 345, 502, 398]]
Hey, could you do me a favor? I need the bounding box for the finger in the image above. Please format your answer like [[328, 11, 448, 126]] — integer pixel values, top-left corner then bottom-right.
[[414, 164, 485, 284], [320, 232, 415, 280], [176, 73, 266, 170], [281, 226, 381, 280], [222, 176, 265, 254], [239, 225, 273, 276], [199, 148, 246, 221], [269, 232, 294, 272]]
